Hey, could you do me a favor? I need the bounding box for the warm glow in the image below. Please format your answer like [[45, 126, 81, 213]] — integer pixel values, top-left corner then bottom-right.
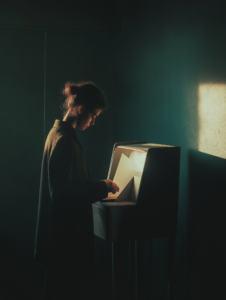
[[198, 84, 226, 159], [129, 151, 146, 172]]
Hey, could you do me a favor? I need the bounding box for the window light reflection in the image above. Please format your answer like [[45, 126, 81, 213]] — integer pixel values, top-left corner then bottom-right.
[[198, 84, 226, 159]]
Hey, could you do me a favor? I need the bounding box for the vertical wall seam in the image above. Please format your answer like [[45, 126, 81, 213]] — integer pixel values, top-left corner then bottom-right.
[[43, 29, 47, 144], [118, 0, 121, 32]]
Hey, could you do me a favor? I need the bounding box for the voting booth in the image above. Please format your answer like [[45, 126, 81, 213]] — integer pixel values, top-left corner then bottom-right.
[[92, 141, 181, 242]]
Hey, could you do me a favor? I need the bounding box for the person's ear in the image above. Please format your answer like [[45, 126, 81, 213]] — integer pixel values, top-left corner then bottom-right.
[[78, 105, 86, 114]]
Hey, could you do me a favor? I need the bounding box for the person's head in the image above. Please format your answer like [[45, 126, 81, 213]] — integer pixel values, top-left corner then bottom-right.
[[61, 81, 107, 130]]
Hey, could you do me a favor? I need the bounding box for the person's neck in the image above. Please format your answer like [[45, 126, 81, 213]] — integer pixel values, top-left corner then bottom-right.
[[63, 110, 77, 128], [66, 118, 76, 128]]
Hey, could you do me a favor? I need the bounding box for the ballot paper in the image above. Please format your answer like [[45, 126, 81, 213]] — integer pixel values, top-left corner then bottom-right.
[[112, 153, 143, 202]]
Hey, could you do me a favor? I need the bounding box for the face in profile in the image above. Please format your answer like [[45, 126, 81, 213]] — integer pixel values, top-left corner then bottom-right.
[[77, 107, 102, 130]]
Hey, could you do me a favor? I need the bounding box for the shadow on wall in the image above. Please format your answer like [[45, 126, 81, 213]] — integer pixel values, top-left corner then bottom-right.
[[187, 150, 226, 300]]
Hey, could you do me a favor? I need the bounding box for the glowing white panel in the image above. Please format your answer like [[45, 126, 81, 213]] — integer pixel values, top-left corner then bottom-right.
[[129, 151, 146, 172], [198, 84, 226, 159], [113, 153, 142, 198]]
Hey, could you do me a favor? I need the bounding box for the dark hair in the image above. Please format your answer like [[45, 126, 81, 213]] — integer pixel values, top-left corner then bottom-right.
[[61, 81, 107, 117]]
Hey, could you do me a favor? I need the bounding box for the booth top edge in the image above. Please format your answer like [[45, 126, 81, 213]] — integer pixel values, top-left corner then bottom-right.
[[117, 143, 176, 151]]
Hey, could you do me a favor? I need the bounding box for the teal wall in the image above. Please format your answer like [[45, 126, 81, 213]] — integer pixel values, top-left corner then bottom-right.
[[112, 1, 226, 300], [0, 27, 45, 299]]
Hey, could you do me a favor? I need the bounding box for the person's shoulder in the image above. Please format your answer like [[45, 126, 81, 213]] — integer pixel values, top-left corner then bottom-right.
[[47, 134, 74, 159], [55, 133, 74, 147], [45, 128, 73, 152], [47, 124, 72, 141]]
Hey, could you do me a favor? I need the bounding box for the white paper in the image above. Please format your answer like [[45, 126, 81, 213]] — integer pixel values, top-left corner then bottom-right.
[[113, 153, 142, 196], [129, 151, 146, 172]]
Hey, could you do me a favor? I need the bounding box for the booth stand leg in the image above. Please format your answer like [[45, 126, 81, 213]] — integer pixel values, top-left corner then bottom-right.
[[167, 236, 176, 300], [112, 242, 115, 300], [135, 240, 137, 300], [112, 237, 174, 300], [128, 240, 137, 300], [112, 239, 153, 300], [112, 241, 137, 300]]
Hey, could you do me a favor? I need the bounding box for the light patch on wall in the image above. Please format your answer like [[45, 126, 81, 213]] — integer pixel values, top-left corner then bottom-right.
[[198, 84, 226, 159]]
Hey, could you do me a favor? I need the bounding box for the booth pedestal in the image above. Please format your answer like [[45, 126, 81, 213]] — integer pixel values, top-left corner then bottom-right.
[[111, 237, 175, 300], [93, 141, 180, 300]]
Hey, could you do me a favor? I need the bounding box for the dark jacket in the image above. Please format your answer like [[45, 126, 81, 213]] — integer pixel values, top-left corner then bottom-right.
[[34, 120, 108, 275]]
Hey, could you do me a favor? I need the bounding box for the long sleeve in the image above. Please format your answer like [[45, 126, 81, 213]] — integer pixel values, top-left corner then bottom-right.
[[48, 135, 108, 215]]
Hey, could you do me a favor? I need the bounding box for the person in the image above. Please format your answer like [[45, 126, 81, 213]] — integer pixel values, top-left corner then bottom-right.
[[34, 81, 119, 300]]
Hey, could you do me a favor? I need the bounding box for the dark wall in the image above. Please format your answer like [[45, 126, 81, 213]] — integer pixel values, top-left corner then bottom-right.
[[0, 0, 120, 31], [0, 27, 45, 299]]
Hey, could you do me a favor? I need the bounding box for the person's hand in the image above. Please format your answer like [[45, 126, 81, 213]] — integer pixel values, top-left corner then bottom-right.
[[102, 179, 120, 194]]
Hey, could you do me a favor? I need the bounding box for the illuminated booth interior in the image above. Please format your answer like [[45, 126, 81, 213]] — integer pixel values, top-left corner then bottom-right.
[[92, 141, 181, 242]]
